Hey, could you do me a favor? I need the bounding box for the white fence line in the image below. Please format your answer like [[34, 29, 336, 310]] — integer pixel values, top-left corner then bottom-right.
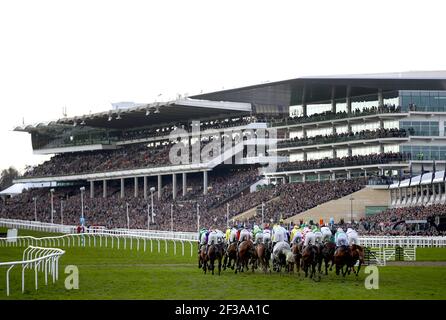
[[0, 232, 196, 258], [2, 218, 446, 247], [0, 246, 65, 296], [0, 219, 197, 241], [358, 236, 446, 248]]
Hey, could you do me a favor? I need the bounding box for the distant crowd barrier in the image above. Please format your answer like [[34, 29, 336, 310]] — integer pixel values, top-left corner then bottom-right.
[[0, 246, 65, 296]]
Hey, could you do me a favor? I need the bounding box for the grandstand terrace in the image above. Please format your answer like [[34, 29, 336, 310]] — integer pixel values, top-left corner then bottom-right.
[[1, 71, 446, 233]]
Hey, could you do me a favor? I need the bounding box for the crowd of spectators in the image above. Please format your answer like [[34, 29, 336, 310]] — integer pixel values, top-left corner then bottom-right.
[[277, 152, 408, 172], [23, 143, 172, 178], [271, 104, 402, 127], [278, 128, 407, 148]]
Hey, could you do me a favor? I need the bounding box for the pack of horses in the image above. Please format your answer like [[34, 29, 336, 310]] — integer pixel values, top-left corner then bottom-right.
[[198, 238, 365, 280]]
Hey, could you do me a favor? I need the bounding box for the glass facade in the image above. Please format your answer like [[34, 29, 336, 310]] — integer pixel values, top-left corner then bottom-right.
[[400, 90, 446, 112], [401, 145, 446, 160], [400, 121, 439, 136]]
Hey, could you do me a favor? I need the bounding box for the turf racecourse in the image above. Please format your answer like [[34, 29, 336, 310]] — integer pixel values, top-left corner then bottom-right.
[[0, 228, 445, 299]]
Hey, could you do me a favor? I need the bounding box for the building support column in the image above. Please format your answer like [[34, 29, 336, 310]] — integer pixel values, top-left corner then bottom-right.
[[331, 86, 336, 113], [317, 173, 321, 182], [103, 180, 107, 198], [303, 151, 308, 161], [346, 85, 352, 114], [302, 85, 307, 117], [302, 174, 306, 183], [347, 171, 352, 180], [348, 147, 352, 157], [332, 172, 336, 181], [172, 173, 177, 200], [90, 181, 94, 199], [203, 171, 208, 195], [378, 88, 384, 108], [380, 144, 385, 153], [332, 148, 337, 159], [134, 177, 138, 198], [182, 172, 187, 197], [120, 178, 125, 199], [143, 176, 148, 200], [158, 175, 162, 200]]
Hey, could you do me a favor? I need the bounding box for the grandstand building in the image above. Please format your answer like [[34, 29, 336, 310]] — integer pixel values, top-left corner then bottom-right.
[[2, 71, 446, 230]]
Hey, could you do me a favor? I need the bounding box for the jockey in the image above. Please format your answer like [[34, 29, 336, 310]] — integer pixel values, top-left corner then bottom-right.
[[290, 225, 299, 241], [291, 229, 303, 246], [273, 224, 288, 246], [320, 225, 333, 243], [262, 224, 272, 244], [312, 225, 323, 244], [198, 228, 208, 250], [229, 226, 238, 244], [303, 230, 316, 247], [335, 227, 349, 247], [225, 227, 231, 243], [346, 227, 359, 245], [238, 228, 251, 244]]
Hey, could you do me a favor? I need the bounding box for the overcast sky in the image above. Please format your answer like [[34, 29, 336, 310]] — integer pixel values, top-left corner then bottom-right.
[[1, 0, 445, 173]]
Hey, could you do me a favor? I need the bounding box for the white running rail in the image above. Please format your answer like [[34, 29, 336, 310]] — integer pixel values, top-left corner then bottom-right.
[[0, 246, 65, 296], [0, 219, 197, 240], [0, 232, 196, 258]]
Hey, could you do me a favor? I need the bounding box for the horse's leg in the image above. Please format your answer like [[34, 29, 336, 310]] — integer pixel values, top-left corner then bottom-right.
[[222, 254, 227, 270], [218, 257, 222, 276], [342, 265, 348, 277], [356, 262, 361, 276]]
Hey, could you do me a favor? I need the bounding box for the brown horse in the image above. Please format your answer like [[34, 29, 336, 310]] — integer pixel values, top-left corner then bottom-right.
[[235, 240, 255, 274], [348, 244, 365, 276], [198, 245, 209, 274], [301, 245, 319, 279], [255, 243, 271, 273], [289, 243, 302, 275], [321, 242, 336, 275], [207, 243, 225, 275], [223, 242, 237, 270], [333, 245, 351, 277]]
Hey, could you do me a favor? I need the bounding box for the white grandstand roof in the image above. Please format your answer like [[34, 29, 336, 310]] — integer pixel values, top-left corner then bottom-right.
[[0, 182, 55, 196]]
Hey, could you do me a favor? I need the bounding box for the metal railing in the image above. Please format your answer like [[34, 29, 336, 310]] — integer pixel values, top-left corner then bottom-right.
[[0, 246, 65, 296]]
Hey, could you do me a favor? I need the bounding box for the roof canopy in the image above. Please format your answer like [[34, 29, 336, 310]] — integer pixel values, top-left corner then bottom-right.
[[192, 70, 446, 107], [15, 99, 252, 132]]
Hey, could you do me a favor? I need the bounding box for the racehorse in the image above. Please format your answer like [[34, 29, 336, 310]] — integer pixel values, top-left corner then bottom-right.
[[255, 242, 271, 273], [223, 242, 237, 270], [235, 240, 255, 274], [289, 243, 302, 275], [207, 243, 225, 275], [321, 242, 336, 275], [271, 242, 294, 273], [333, 245, 351, 277], [198, 245, 209, 274], [301, 245, 319, 279], [348, 244, 365, 276]]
